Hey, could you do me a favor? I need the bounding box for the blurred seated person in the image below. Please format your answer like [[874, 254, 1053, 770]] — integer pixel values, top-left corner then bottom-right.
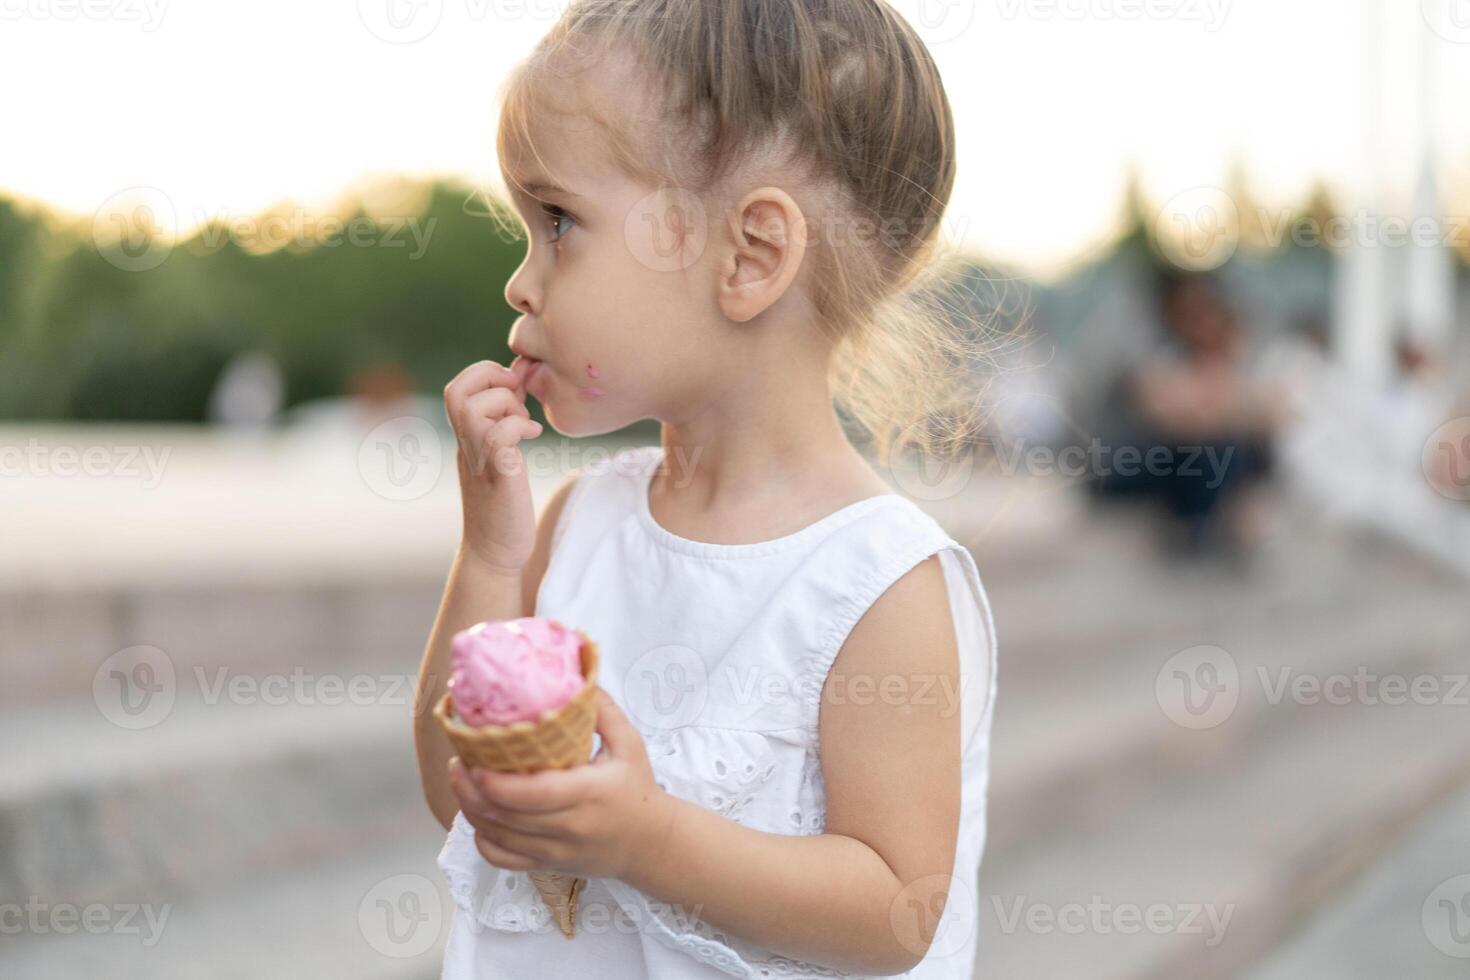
[[1089, 267, 1289, 560], [1423, 390, 1470, 506]]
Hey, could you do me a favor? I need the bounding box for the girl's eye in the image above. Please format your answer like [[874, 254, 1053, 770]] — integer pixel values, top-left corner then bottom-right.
[[540, 203, 575, 243]]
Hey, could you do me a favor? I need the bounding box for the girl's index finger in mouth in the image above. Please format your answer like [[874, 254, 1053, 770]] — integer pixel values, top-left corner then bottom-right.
[[508, 355, 532, 389]]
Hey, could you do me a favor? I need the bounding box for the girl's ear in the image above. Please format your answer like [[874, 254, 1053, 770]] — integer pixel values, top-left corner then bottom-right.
[[716, 187, 808, 324]]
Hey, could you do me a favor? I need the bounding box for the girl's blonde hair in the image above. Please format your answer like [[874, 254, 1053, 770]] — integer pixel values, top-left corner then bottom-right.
[[491, 0, 1002, 467]]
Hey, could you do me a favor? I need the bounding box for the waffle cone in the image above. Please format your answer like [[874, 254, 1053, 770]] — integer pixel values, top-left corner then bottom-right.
[[434, 631, 600, 938]]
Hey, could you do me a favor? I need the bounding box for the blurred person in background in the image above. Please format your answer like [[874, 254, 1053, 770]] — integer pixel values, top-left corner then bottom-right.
[[1368, 332, 1470, 540], [345, 361, 420, 430], [1425, 390, 1470, 504], [1088, 267, 1289, 563], [1252, 306, 1470, 575], [1378, 332, 1460, 476], [206, 349, 286, 429]]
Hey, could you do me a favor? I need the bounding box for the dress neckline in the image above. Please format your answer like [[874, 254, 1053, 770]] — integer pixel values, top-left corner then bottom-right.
[[631, 446, 908, 559]]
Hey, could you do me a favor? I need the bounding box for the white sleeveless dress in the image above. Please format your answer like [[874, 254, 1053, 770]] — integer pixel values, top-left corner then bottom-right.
[[437, 444, 999, 979]]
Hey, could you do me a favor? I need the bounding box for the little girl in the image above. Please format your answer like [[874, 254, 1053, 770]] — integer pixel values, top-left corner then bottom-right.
[[413, 2, 998, 976]]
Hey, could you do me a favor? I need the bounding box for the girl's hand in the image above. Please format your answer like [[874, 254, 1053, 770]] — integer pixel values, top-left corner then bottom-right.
[[443, 358, 543, 573], [447, 689, 677, 882]]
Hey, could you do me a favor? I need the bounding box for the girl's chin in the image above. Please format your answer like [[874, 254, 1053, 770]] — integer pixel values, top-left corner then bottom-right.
[[542, 403, 627, 440]]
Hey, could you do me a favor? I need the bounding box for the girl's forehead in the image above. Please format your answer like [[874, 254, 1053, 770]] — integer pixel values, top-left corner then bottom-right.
[[500, 124, 601, 198], [500, 42, 662, 189], [501, 97, 653, 202]]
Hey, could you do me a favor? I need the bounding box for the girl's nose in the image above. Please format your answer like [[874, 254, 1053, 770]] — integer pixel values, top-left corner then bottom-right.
[[504, 259, 540, 316]]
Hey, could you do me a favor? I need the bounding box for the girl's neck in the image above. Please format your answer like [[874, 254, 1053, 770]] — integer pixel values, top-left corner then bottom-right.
[[649, 401, 890, 541]]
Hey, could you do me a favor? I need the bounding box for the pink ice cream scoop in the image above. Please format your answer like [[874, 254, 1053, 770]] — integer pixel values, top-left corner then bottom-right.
[[448, 616, 586, 726]]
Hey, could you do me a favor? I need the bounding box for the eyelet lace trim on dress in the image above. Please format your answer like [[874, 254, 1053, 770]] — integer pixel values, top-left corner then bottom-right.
[[440, 811, 562, 935], [602, 727, 854, 977], [645, 728, 783, 824], [441, 718, 873, 973]]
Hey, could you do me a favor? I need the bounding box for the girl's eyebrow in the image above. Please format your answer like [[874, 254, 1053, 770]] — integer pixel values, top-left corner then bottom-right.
[[514, 177, 581, 200]]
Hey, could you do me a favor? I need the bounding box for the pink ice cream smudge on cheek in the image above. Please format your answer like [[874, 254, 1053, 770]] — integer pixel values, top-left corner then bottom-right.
[[580, 363, 606, 399], [447, 617, 584, 726]]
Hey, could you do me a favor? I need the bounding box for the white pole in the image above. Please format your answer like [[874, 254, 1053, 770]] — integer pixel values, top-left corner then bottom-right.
[[1406, 12, 1455, 351], [1332, 0, 1391, 388]]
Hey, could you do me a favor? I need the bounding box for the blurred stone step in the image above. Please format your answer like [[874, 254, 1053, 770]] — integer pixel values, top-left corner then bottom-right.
[[0, 697, 434, 911], [0, 578, 444, 708], [0, 825, 448, 980], [988, 569, 1467, 854], [1, 455, 1068, 712], [965, 498, 1159, 584], [0, 423, 606, 592], [0, 490, 1333, 712], [0, 426, 1044, 593], [981, 523, 1445, 683], [973, 664, 1470, 980], [1242, 778, 1470, 979]]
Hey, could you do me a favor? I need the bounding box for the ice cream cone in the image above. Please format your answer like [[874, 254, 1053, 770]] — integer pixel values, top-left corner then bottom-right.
[[434, 631, 600, 938]]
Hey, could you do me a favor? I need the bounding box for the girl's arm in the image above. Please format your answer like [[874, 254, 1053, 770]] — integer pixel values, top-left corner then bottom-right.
[[413, 472, 580, 831], [621, 555, 967, 976]]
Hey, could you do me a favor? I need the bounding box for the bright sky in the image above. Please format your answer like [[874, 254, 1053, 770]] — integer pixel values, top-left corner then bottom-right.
[[2, 0, 1467, 275]]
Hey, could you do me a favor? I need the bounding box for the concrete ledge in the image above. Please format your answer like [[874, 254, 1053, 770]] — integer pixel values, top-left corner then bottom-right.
[[0, 698, 434, 911]]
